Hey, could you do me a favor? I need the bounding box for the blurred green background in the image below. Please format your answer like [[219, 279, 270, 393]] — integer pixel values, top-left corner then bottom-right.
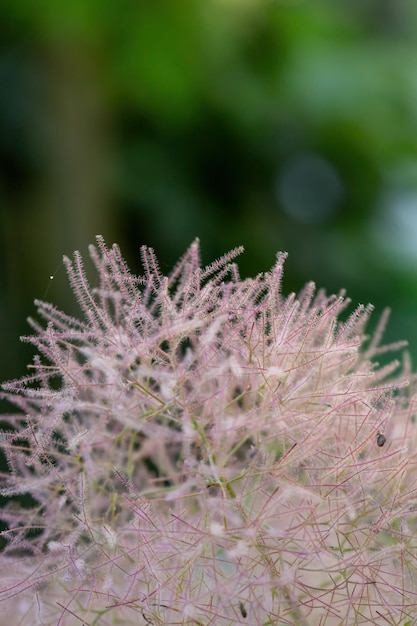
[[2, 0, 417, 382]]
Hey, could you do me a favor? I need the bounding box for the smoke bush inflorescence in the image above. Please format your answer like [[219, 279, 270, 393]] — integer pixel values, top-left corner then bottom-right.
[[1, 237, 417, 625]]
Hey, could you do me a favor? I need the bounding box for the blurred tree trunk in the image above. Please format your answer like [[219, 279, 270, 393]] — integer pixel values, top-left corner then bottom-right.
[[33, 39, 115, 304], [2, 38, 116, 381]]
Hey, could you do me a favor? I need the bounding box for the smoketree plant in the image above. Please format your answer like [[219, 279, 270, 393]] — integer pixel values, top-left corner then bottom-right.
[[1, 236, 417, 625]]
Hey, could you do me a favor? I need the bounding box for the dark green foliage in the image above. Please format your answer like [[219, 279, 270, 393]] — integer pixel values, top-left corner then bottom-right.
[[1, 0, 417, 384]]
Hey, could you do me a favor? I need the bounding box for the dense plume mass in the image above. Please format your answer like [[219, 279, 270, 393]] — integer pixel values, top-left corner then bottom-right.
[[0, 236, 416, 625]]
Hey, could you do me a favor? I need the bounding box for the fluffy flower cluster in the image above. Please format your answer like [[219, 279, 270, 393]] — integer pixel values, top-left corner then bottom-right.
[[1, 237, 417, 625]]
